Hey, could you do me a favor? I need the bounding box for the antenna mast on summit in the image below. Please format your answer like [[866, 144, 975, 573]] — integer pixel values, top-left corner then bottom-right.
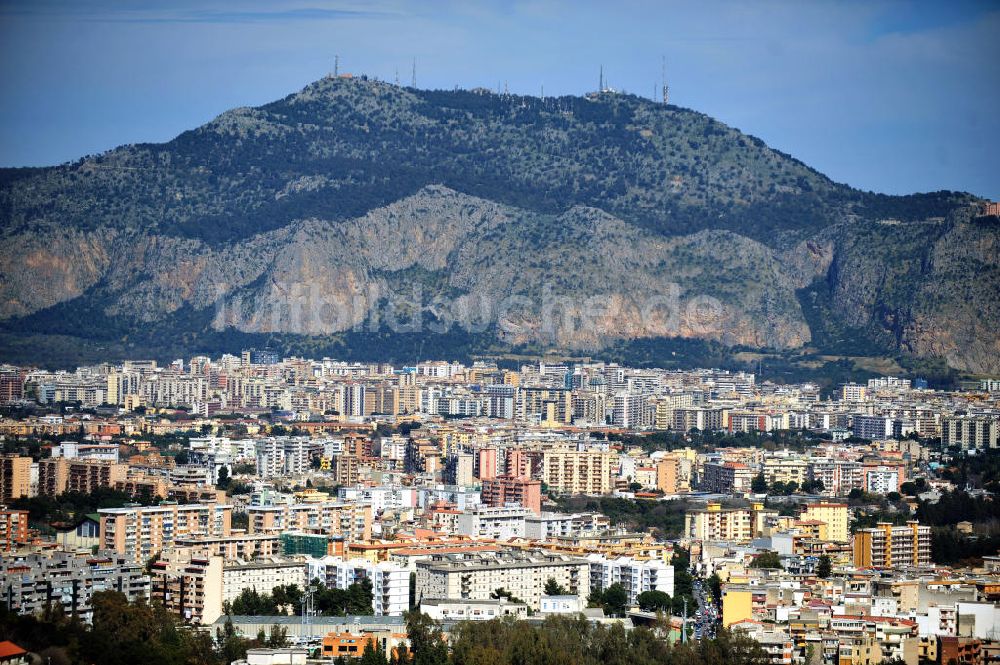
[[599, 65, 604, 92], [395, 68, 399, 86], [334, 55, 339, 77], [661, 55, 669, 105], [411, 58, 416, 88]]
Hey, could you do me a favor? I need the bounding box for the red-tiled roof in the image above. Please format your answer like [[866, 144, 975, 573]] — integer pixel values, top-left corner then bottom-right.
[[0, 641, 27, 657]]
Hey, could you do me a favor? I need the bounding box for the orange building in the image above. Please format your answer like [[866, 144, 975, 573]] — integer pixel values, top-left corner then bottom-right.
[[656, 457, 680, 494], [37, 458, 128, 496], [481, 475, 542, 514], [477, 448, 499, 481], [321, 631, 409, 660], [0, 509, 28, 552], [0, 456, 31, 502]]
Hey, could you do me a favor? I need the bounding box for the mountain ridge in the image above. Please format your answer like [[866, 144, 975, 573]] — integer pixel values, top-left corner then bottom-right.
[[0, 76, 996, 375]]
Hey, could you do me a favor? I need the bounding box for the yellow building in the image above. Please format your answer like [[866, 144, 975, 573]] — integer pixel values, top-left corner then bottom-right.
[[762, 457, 810, 486], [722, 585, 752, 627], [685, 502, 775, 542], [542, 449, 616, 495], [800, 502, 849, 543]]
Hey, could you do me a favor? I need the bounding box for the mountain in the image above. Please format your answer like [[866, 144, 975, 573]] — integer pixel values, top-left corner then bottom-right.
[[0, 76, 997, 377]]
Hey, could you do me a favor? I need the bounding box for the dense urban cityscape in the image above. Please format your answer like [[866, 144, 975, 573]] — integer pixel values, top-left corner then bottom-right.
[[0, 353, 998, 664], [2, 2, 998, 664]]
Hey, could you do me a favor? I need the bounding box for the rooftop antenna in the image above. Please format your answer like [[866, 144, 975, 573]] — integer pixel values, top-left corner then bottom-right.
[[334, 55, 339, 77], [661, 55, 669, 105], [411, 58, 416, 88]]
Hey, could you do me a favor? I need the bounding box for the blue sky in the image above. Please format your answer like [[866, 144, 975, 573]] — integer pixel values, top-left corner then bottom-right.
[[1, 0, 998, 198]]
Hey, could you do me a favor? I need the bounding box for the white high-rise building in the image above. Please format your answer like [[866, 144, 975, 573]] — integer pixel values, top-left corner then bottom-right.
[[586, 555, 674, 608], [255, 438, 311, 478], [307, 556, 410, 616]]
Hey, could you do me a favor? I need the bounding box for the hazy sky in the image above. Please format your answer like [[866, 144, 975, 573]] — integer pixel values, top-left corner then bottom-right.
[[1, 0, 998, 198]]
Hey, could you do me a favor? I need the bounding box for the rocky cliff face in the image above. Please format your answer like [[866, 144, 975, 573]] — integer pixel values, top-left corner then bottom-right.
[[0, 78, 995, 371]]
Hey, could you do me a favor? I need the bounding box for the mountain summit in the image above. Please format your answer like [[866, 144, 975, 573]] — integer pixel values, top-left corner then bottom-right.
[[1, 76, 997, 373]]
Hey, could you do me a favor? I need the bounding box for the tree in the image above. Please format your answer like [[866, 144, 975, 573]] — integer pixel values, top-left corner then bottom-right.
[[216, 465, 230, 490], [360, 640, 389, 665], [751, 473, 768, 493], [801, 478, 824, 494], [544, 578, 567, 596], [265, 624, 289, 648], [216, 615, 251, 664], [403, 611, 448, 665], [706, 573, 722, 602], [816, 555, 832, 579], [599, 583, 628, 617], [636, 590, 671, 612], [311, 579, 374, 616], [749, 551, 783, 570]]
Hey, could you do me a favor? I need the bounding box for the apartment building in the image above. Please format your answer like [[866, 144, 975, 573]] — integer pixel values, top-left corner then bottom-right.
[[308, 556, 409, 616], [863, 463, 904, 495], [762, 458, 809, 487], [444, 453, 475, 486], [940, 416, 999, 450], [523, 512, 610, 541], [150, 551, 224, 625], [37, 458, 128, 497], [684, 502, 775, 542], [587, 554, 674, 608], [655, 455, 682, 494], [809, 460, 863, 497], [222, 559, 307, 606], [173, 533, 283, 560], [99, 503, 233, 564], [611, 392, 648, 428], [456, 506, 529, 540], [853, 521, 932, 569], [798, 502, 849, 543], [481, 475, 542, 514], [700, 461, 753, 493], [0, 552, 149, 623], [0, 365, 26, 403], [673, 407, 724, 432], [852, 415, 893, 440], [476, 448, 499, 481], [247, 502, 371, 542], [841, 384, 868, 402], [542, 449, 616, 495], [520, 387, 572, 424], [0, 455, 31, 502], [255, 438, 311, 478], [0, 509, 29, 552], [415, 551, 589, 610]]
